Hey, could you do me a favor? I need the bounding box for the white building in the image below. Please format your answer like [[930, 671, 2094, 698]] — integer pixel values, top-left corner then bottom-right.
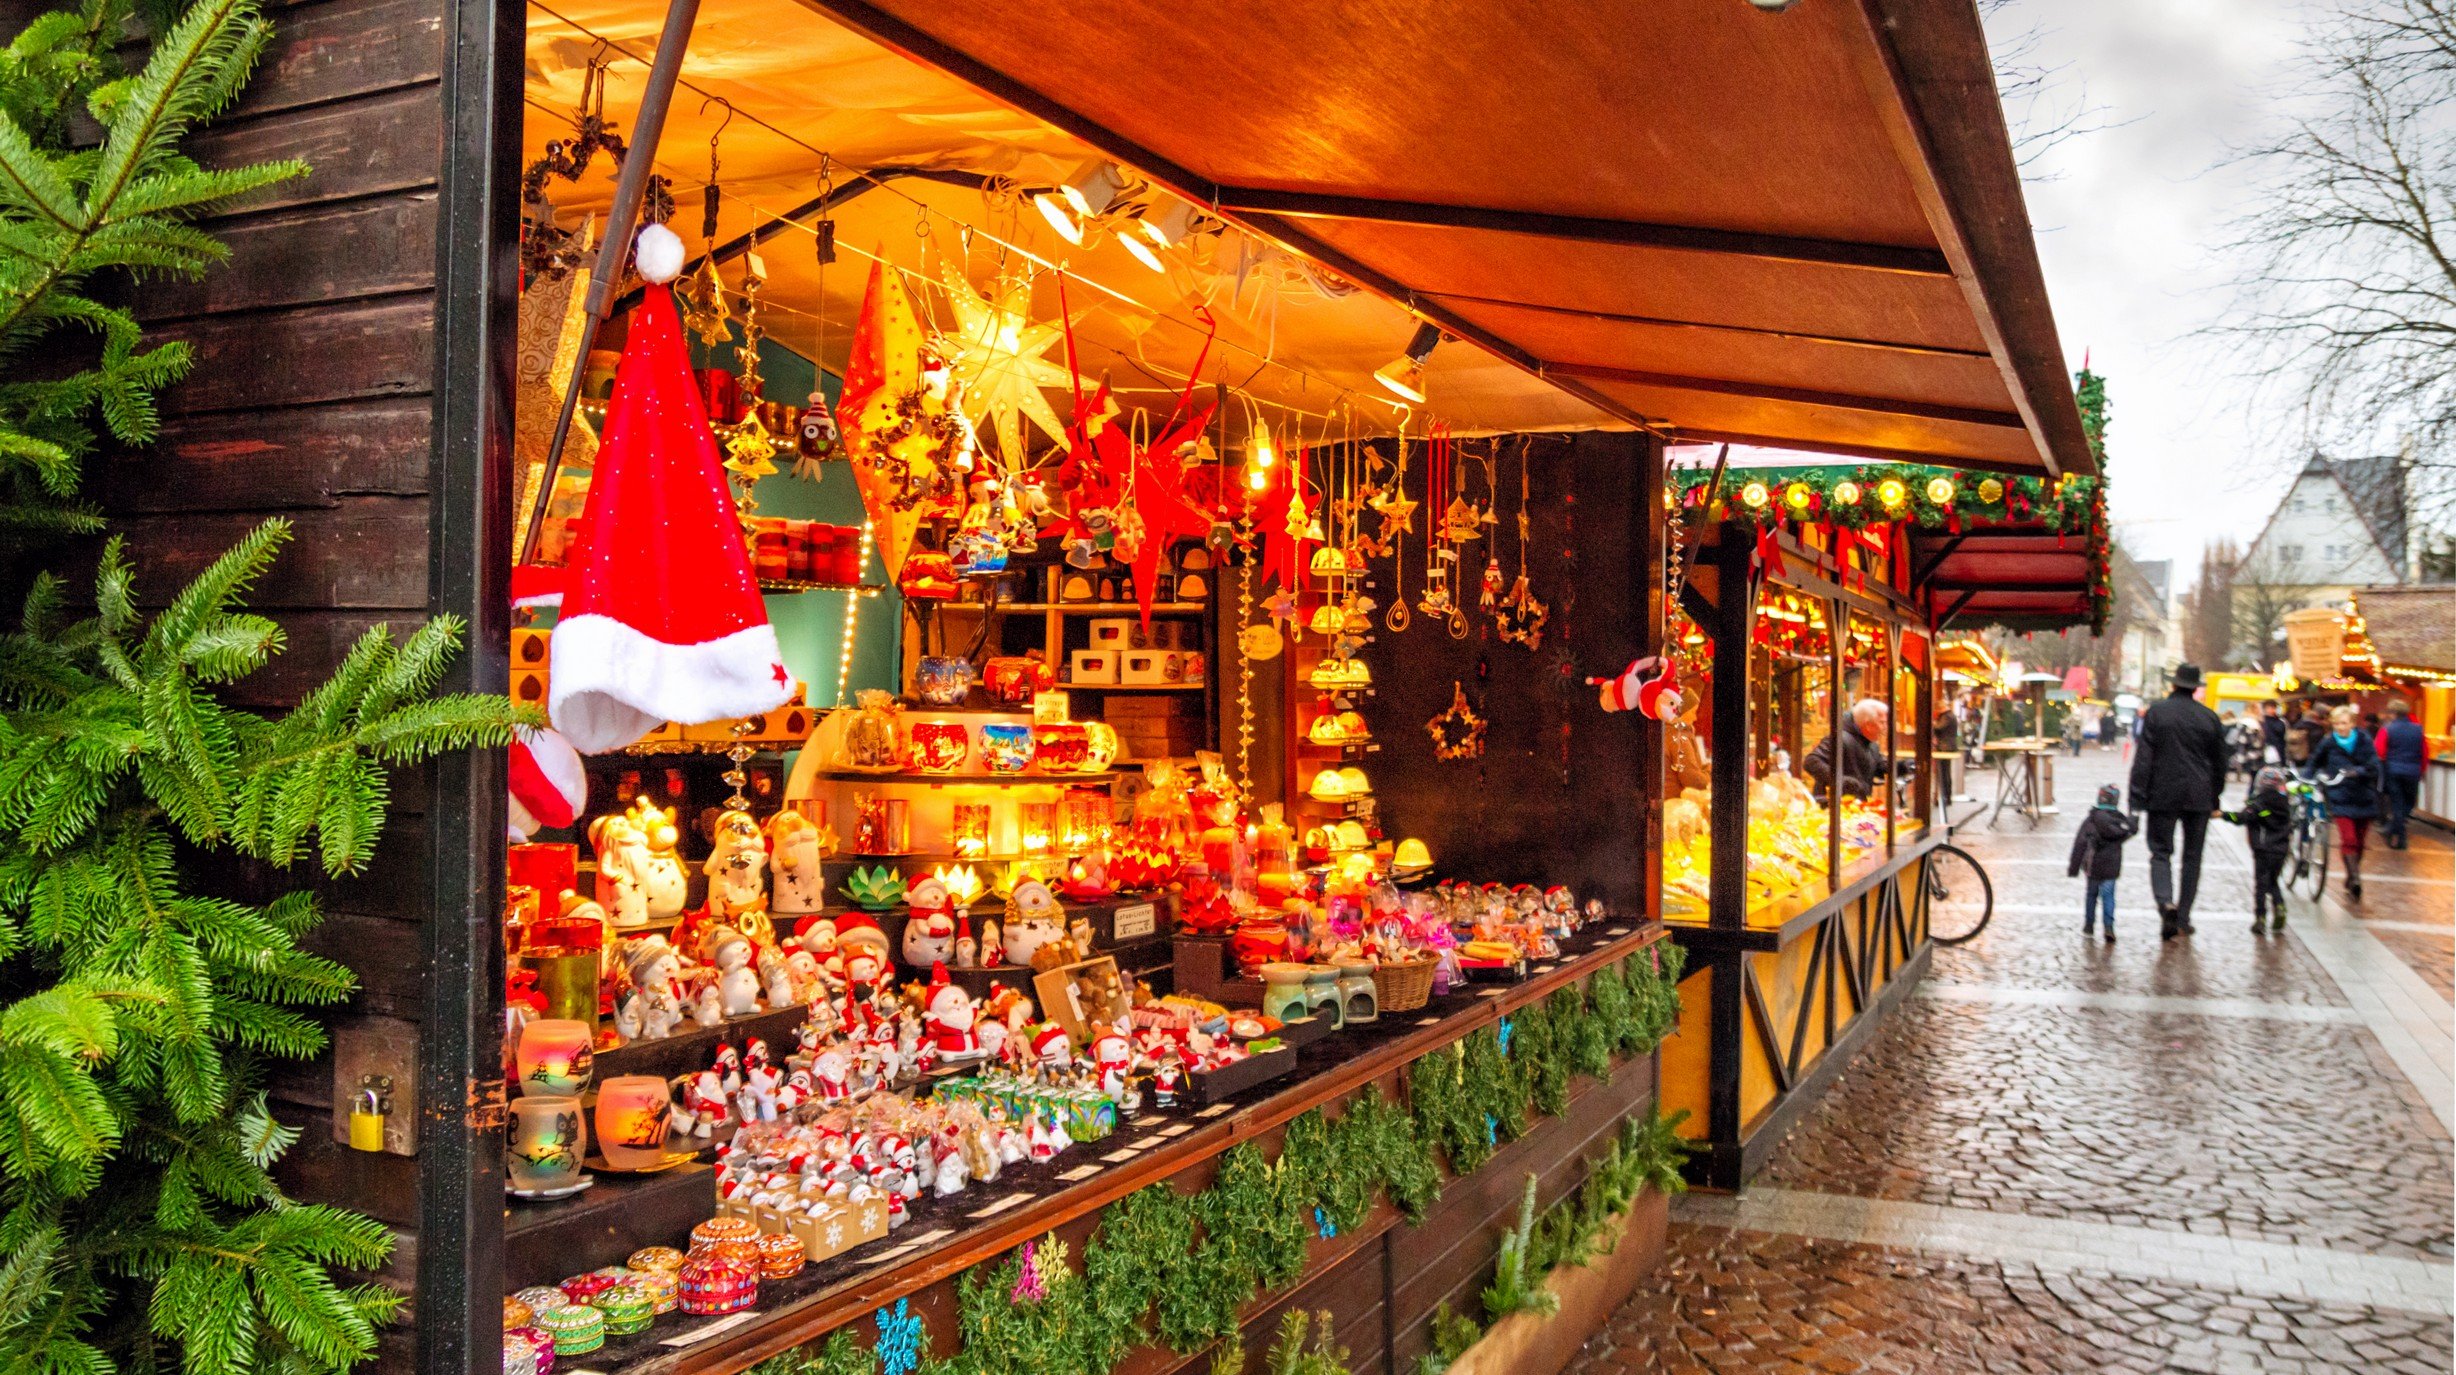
[[2239, 455, 2408, 602]]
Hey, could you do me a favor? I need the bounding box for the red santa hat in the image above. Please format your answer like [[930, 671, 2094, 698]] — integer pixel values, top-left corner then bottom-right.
[[1030, 1023, 1068, 1059], [547, 226, 793, 754], [925, 962, 965, 1011], [835, 913, 891, 962], [506, 725, 587, 839]]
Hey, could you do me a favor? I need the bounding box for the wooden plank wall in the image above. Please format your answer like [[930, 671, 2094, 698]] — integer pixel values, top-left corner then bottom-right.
[[89, 0, 451, 1366]]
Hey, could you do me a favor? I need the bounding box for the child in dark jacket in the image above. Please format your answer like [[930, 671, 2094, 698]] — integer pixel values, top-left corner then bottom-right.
[[2223, 767, 2296, 933], [2068, 784, 2139, 942]]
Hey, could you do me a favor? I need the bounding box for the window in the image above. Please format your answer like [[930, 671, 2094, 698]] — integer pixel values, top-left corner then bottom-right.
[[2281, 543, 2305, 563], [2325, 543, 2346, 562]]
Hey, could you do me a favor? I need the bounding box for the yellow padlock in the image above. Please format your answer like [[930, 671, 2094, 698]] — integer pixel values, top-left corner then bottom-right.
[[348, 1087, 386, 1153]]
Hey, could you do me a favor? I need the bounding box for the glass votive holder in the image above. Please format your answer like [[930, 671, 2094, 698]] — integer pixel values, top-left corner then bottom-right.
[[507, 1095, 587, 1192], [1020, 800, 1058, 854], [980, 722, 1035, 773], [951, 803, 992, 858], [515, 1018, 595, 1097], [593, 1075, 674, 1168]]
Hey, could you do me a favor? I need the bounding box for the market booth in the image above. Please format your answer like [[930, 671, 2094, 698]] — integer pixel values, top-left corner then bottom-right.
[[132, 0, 2098, 1370]]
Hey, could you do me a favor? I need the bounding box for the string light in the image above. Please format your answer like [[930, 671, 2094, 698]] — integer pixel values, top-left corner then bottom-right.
[[834, 520, 875, 706]]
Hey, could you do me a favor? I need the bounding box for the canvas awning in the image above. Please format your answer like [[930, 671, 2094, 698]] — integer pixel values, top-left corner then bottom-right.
[[793, 0, 2092, 474]]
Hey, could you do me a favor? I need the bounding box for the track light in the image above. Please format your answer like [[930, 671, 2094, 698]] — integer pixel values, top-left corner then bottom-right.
[[1138, 197, 1199, 249], [1035, 158, 1129, 247], [1374, 321, 1442, 403], [1119, 229, 1167, 273], [1035, 194, 1083, 245]]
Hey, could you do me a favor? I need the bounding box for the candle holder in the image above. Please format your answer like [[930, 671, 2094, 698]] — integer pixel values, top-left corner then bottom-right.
[[515, 1018, 595, 1097], [1020, 801, 1058, 854], [508, 1096, 587, 1192], [980, 722, 1035, 773], [852, 792, 910, 855], [951, 803, 992, 858], [518, 949, 600, 1033], [594, 1075, 674, 1169], [905, 721, 970, 773]]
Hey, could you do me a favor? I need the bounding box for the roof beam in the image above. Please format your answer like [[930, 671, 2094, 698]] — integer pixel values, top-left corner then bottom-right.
[[1661, 428, 2052, 478], [1555, 363, 2024, 430], [1426, 291, 1993, 362], [1209, 189, 1953, 278]]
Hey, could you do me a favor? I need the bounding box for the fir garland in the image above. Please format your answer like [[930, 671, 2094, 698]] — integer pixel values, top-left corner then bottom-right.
[[1411, 1041, 1489, 1175], [1463, 1025, 1526, 1148], [1344, 1084, 1441, 1223], [1072, 1184, 1192, 1371], [1676, 463, 2100, 536], [1566, 974, 1614, 1081]]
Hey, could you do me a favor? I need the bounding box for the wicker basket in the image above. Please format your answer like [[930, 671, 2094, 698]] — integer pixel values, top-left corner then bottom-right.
[[1373, 958, 1436, 1013]]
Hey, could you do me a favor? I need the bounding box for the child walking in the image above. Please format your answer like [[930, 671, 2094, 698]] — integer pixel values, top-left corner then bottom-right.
[[2223, 767, 2296, 933], [2068, 783, 2139, 942]]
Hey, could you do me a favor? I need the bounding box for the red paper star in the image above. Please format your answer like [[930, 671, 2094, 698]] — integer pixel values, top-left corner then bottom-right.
[[1123, 403, 1215, 625]]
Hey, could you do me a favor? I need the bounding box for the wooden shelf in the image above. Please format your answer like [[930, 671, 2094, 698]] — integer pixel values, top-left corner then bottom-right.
[[759, 579, 886, 596], [805, 769, 1120, 786], [940, 601, 1206, 613], [1059, 682, 1204, 692]]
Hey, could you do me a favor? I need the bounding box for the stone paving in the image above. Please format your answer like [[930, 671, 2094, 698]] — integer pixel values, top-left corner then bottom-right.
[[1569, 747, 2456, 1374]]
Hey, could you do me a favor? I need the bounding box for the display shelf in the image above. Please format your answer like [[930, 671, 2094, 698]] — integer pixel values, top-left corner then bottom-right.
[[575, 919, 1668, 1375], [805, 768, 1119, 786], [506, 1157, 712, 1287], [1055, 682, 1204, 692], [590, 1001, 813, 1086], [940, 601, 1206, 613], [758, 578, 886, 596]]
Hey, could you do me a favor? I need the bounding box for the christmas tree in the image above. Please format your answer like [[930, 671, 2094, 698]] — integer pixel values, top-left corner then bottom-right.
[[0, 3, 529, 1372]]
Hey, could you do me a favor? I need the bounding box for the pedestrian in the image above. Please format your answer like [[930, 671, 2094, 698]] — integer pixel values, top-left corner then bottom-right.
[[2221, 766, 2296, 934], [2288, 698, 2329, 769], [2258, 700, 2288, 771], [2307, 703, 2386, 899], [2128, 662, 2230, 940], [2376, 698, 2427, 851], [2062, 709, 2084, 757], [2067, 783, 2137, 942]]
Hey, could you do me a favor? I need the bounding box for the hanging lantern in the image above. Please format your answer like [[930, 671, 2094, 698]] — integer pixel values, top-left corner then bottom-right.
[[1740, 481, 1770, 509], [1877, 477, 1908, 511], [1925, 476, 1956, 505], [1977, 477, 2005, 504], [1833, 480, 1861, 507]]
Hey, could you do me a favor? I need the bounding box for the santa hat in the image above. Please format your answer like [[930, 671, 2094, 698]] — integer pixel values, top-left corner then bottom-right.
[[1030, 1024, 1068, 1059], [836, 913, 891, 961], [507, 725, 587, 840], [925, 962, 964, 1010], [793, 914, 837, 945], [547, 225, 792, 754]]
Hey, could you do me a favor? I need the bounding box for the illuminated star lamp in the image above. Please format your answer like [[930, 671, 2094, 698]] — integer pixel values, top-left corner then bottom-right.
[[934, 264, 1076, 467]]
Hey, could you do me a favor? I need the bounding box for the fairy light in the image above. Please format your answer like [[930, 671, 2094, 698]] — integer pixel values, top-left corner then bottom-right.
[[834, 520, 875, 705]]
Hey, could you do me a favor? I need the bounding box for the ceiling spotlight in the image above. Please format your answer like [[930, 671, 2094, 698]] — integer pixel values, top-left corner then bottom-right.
[[1035, 159, 1129, 246], [1138, 197, 1200, 249], [1034, 193, 1084, 245], [1119, 228, 1166, 273], [1374, 321, 1442, 403], [1745, 0, 1802, 10]]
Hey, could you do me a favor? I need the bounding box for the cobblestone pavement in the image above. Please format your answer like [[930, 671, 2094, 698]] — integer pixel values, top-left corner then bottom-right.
[[1571, 748, 2455, 1374]]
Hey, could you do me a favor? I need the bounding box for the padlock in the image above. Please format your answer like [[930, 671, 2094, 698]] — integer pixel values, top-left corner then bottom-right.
[[348, 1087, 386, 1153]]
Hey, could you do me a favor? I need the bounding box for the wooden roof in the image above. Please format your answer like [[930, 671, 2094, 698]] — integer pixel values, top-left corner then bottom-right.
[[796, 0, 2092, 475], [2355, 586, 2456, 674]]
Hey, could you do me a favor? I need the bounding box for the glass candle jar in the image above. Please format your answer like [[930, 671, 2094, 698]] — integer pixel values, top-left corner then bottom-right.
[[1032, 723, 1088, 773], [904, 721, 970, 773], [593, 1075, 673, 1169], [951, 803, 992, 858], [1019, 800, 1058, 854], [979, 722, 1035, 773], [515, 1019, 595, 1097], [507, 1096, 587, 1192], [852, 793, 910, 855]]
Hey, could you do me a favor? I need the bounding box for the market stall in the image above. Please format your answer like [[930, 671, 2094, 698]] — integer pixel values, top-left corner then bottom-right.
[[115, 0, 2105, 1369], [1650, 450, 2106, 1186]]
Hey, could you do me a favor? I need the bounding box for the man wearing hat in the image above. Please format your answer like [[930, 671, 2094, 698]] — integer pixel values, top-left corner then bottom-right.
[[2128, 663, 2232, 939]]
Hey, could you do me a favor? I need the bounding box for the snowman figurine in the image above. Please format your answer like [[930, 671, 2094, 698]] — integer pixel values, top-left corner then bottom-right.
[[901, 875, 958, 969], [703, 809, 770, 927]]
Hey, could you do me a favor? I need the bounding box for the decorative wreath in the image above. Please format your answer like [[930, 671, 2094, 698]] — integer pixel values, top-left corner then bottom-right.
[[1426, 680, 1488, 762]]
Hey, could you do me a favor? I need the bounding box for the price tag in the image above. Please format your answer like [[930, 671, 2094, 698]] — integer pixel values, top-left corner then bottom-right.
[[1101, 1146, 1142, 1163], [1197, 1103, 1233, 1119], [903, 1228, 952, 1246], [660, 1312, 763, 1347], [1158, 1122, 1194, 1137], [1480, 987, 1506, 998], [1059, 1164, 1103, 1181], [969, 1193, 1030, 1219], [1606, 926, 1632, 936], [1111, 902, 1157, 940], [1416, 1015, 1441, 1026]]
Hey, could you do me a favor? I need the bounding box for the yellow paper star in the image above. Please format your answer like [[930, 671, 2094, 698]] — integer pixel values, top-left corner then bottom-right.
[[935, 265, 1075, 466], [1371, 489, 1419, 540]]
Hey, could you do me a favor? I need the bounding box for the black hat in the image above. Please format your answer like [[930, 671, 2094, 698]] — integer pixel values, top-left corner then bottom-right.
[[2171, 663, 2205, 690]]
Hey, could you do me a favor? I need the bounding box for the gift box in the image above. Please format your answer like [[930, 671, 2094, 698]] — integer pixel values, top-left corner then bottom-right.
[[1070, 650, 1119, 685], [535, 1302, 606, 1356]]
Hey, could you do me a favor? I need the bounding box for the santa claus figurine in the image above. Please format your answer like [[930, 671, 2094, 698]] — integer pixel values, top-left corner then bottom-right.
[[811, 1043, 853, 1100], [921, 963, 984, 1061], [1152, 1050, 1184, 1109]]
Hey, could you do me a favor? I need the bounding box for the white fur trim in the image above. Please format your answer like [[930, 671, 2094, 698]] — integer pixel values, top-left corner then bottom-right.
[[548, 612, 792, 754]]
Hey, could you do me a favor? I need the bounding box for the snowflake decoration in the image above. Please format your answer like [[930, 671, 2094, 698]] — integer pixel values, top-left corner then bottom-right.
[[824, 1220, 844, 1249], [1497, 1017, 1514, 1054], [1315, 1205, 1337, 1240], [875, 1298, 924, 1375]]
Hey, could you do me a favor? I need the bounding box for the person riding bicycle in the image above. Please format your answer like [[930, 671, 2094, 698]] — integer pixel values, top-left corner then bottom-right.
[[2305, 704, 2386, 900], [2220, 767, 2296, 933]]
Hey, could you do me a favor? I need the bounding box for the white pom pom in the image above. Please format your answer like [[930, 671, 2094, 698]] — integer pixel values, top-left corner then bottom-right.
[[633, 222, 686, 284]]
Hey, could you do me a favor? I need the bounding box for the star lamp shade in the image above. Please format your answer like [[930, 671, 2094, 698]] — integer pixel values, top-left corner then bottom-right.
[[935, 265, 1076, 467]]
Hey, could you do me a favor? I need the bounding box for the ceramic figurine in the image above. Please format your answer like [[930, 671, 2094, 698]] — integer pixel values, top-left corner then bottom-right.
[[1002, 879, 1066, 966], [1028, 1022, 1073, 1070], [1153, 1051, 1183, 1109], [627, 799, 691, 923], [791, 914, 840, 962], [693, 984, 725, 1027], [1091, 1021, 1133, 1098], [775, 1068, 813, 1116], [920, 963, 984, 1061], [767, 811, 830, 915], [782, 948, 824, 1004], [977, 917, 1003, 968], [588, 814, 653, 928], [703, 809, 769, 923], [707, 926, 763, 1017], [902, 874, 956, 967], [811, 1044, 853, 1100], [614, 938, 687, 1042], [736, 1040, 781, 1124], [672, 1064, 733, 1139], [932, 1131, 969, 1196]]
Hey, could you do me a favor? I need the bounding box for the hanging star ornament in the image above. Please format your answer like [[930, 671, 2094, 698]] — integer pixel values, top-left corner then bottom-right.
[[1120, 404, 1216, 626], [935, 264, 1075, 467]]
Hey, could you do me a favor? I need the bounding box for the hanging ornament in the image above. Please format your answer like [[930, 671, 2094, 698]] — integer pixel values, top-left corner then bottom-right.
[[934, 263, 1076, 467], [679, 256, 731, 345], [1496, 439, 1548, 649], [1479, 555, 1504, 612], [1977, 477, 2005, 505], [1925, 476, 1956, 505], [1425, 681, 1488, 762], [1877, 477, 1908, 511], [836, 259, 932, 580], [1833, 480, 1861, 507], [1740, 480, 1770, 509]]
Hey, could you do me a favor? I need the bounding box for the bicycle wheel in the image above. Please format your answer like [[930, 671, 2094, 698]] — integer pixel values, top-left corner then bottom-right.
[[2291, 816, 2330, 898], [1920, 843, 1995, 946]]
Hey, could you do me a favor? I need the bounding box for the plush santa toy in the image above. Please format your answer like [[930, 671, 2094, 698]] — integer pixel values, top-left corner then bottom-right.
[[1029, 1022, 1073, 1070], [546, 224, 793, 754], [1589, 656, 1681, 719], [921, 963, 983, 1061], [506, 726, 586, 840]]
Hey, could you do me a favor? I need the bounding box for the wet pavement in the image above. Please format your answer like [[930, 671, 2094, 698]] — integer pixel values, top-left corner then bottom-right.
[[1571, 748, 2455, 1374]]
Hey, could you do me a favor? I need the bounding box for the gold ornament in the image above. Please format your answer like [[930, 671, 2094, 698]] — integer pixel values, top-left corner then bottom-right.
[[1977, 477, 2005, 504], [1877, 478, 1908, 510], [1785, 483, 1814, 512], [1740, 481, 1770, 509], [1425, 680, 1488, 762], [1833, 480, 1862, 506], [1925, 476, 1956, 505]]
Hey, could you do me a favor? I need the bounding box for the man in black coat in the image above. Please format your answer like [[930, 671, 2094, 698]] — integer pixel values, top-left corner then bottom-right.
[[2128, 663, 2231, 939], [2258, 701, 2288, 771], [1804, 700, 1890, 801]]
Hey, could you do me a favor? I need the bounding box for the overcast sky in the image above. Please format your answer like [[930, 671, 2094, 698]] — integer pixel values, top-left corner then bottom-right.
[[1984, 0, 2324, 585]]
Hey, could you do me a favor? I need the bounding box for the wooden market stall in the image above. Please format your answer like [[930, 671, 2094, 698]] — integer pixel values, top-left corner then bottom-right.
[[79, 0, 2102, 1370]]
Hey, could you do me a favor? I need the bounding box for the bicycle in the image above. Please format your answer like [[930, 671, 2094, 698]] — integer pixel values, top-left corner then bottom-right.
[[1917, 842, 1995, 945], [2285, 772, 2346, 899]]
